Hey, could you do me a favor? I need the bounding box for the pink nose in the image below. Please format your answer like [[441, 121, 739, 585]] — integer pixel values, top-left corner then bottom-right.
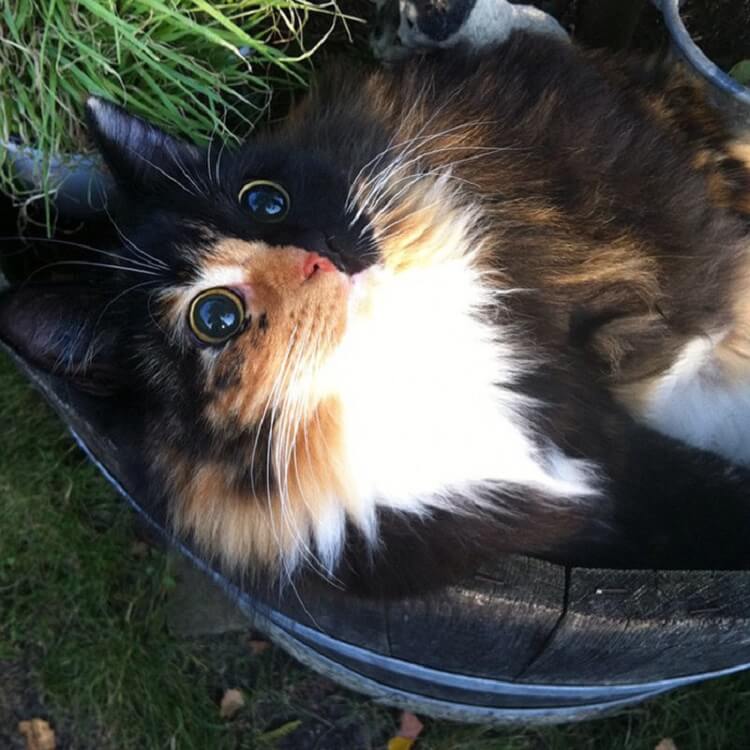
[[302, 252, 337, 279]]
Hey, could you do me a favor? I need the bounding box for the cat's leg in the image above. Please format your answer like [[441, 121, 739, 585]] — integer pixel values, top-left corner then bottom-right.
[[370, 0, 567, 62], [616, 326, 750, 468], [563, 418, 750, 570], [613, 126, 750, 467], [342, 418, 750, 595]]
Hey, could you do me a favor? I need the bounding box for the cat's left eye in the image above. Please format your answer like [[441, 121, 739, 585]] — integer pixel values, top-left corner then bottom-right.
[[188, 288, 245, 345], [238, 180, 290, 223]]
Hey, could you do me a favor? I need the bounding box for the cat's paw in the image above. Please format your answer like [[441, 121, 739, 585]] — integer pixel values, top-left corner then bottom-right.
[[370, 0, 568, 62]]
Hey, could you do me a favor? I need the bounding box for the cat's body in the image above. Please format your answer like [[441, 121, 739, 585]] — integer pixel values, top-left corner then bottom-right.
[[4, 32, 750, 593]]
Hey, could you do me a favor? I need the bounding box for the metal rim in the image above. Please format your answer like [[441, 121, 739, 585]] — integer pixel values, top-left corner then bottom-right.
[[65, 421, 750, 722]]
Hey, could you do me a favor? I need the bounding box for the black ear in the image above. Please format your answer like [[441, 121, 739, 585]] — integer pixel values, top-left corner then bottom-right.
[[85, 96, 202, 194], [0, 284, 125, 395]]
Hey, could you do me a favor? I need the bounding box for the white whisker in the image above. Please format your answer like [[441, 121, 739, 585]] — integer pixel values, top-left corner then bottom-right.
[[103, 208, 169, 270], [124, 145, 199, 198], [165, 142, 209, 199], [0, 236, 163, 273]]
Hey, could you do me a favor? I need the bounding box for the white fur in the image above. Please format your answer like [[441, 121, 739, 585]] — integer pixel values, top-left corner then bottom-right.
[[400, 0, 567, 50], [311, 249, 598, 565], [639, 334, 750, 466]]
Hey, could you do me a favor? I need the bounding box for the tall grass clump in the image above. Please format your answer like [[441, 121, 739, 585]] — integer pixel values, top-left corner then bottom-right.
[[0, 0, 351, 209]]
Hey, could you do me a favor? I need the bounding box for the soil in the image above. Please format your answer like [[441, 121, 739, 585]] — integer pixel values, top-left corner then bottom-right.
[[517, 0, 750, 70], [681, 0, 750, 70], [0, 658, 109, 750]]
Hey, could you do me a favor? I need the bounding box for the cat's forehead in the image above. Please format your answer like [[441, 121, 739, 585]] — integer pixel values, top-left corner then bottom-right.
[[223, 144, 348, 201]]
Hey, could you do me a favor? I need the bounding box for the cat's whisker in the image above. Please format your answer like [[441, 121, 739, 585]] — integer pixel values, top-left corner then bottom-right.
[[254, 323, 297, 510], [363, 143, 514, 220], [275, 361, 297, 503], [124, 145, 200, 198], [206, 113, 231, 189], [370, 168, 465, 221], [20, 260, 160, 290], [276, 325, 314, 524], [277, 340, 322, 571], [56, 278, 155, 376], [0, 236, 163, 273], [205, 134, 215, 189], [358, 142, 518, 239], [278, 336, 306, 488], [373, 146, 513, 221], [372, 170, 480, 223], [394, 168, 480, 190], [146, 288, 171, 339], [345, 88, 433, 211], [345, 85, 476, 211], [303, 335, 346, 586], [165, 142, 209, 199], [256, 326, 297, 493], [438, 147, 521, 172], [370, 196, 446, 241], [348, 114, 499, 220], [214, 138, 229, 188], [212, 111, 233, 187], [74, 279, 161, 377], [267, 327, 308, 571], [366, 135, 514, 202], [103, 208, 169, 270]]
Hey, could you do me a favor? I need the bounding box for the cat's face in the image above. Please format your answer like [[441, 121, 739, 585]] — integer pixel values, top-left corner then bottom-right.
[[55, 96, 505, 578]]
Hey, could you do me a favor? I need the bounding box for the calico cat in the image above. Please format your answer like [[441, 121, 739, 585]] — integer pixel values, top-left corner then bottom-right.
[[3, 31, 750, 593]]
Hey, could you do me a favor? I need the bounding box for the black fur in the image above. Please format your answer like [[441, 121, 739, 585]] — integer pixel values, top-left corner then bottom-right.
[[3, 33, 750, 594]]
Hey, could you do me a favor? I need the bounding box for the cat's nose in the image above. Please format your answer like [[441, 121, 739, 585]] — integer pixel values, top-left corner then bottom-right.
[[288, 229, 345, 272], [302, 252, 337, 280]]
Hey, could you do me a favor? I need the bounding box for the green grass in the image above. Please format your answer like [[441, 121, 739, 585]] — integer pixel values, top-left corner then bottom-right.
[[0, 0, 354, 212], [3, 350, 750, 748], [0, 352, 225, 748]]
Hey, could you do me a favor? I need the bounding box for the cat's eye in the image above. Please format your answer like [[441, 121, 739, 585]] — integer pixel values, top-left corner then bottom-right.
[[238, 180, 290, 223], [188, 288, 245, 345]]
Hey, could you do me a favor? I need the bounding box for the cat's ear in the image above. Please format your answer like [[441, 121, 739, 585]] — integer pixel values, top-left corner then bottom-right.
[[0, 285, 124, 395], [85, 96, 202, 194]]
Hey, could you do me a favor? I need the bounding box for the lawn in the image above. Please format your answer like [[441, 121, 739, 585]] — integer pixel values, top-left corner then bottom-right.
[[2, 352, 750, 749], [2, 0, 750, 746]]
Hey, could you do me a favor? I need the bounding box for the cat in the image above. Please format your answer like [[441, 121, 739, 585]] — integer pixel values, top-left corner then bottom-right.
[[3, 30, 750, 594]]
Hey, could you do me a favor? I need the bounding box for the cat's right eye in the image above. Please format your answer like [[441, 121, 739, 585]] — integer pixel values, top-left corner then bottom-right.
[[188, 288, 245, 345], [238, 180, 290, 223]]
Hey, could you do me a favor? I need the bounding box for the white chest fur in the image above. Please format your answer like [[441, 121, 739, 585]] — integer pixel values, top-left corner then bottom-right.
[[319, 257, 598, 546]]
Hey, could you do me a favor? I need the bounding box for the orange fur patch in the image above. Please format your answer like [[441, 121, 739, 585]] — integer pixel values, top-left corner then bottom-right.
[[162, 396, 359, 574], [153, 238, 372, 573], [159, 239, 350, 427]]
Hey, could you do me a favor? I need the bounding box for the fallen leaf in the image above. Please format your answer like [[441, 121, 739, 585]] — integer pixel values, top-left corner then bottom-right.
[[248, 639, 271, 656], [18, 718, 56, 750], [387, 711, 424, 750], [219, 688, 245, 719], [655, 740, 678, 750], [388, 739, 416, 750], [258, 720, 302, 742]]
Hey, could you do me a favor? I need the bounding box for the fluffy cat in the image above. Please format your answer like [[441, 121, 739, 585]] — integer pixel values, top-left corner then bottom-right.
[[3, 31, 750, 593]]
